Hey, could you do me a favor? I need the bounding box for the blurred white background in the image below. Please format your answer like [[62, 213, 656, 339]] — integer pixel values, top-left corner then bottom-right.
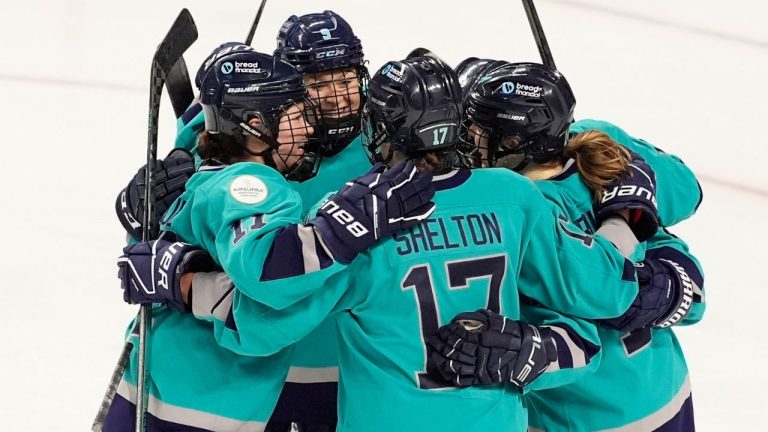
[[0, 0, 765, 430]]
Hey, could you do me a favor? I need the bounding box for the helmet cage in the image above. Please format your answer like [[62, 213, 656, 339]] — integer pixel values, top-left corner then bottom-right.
[[303, 65, 370, 157]]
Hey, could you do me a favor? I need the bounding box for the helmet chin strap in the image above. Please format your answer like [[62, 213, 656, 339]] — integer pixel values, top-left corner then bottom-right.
[[220, 107, 280, 169]]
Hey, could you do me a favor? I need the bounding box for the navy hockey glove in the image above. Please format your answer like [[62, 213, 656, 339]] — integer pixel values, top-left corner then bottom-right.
[[595, 153, 659, 242], [600, 258, 694, 332], [427, 309, 557, 389], [311, 159, 436, 263], [116, 149, 195, 239], [117, 233, 217, 312]]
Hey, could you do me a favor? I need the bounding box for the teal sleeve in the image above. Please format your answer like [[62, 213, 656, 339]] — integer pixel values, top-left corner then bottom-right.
[[645, 228, 706, 325], [570, 119, 703, 226], [166, 163, 350, 355], [519, 305, 602, 392], [206, 257, 360, 357], [519, 203, 639, 320]]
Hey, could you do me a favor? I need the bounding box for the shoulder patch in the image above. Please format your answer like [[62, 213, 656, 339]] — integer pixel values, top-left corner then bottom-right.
[[229, 175, 269, 204]]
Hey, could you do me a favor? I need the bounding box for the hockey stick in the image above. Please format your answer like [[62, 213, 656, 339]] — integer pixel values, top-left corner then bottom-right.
[[166, 58, 194, 118], [91, 9, 197, 432], [164, 0, 267, 121], [521, 0, 557, 69], [245, 0, 269, 46]]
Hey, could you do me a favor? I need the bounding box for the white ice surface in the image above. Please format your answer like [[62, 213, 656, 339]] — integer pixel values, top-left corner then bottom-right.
[[0, 1, 766, 430]]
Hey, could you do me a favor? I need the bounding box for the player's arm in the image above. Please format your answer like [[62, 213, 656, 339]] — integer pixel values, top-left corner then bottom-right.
[[518, 203, 639, 320], [572, 119, 703, 225], [599, 228, 705, 331], [518, 304, 601, 391], [118, 161, 434, 355], [425, 307, 601, 391]]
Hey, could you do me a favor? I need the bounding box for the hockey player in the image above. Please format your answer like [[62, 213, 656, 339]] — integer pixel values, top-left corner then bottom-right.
[[105, 46, 435, 432], [119, 56, 653, 431], [429, 61, 705, 431], [117, 12, 373, 429]]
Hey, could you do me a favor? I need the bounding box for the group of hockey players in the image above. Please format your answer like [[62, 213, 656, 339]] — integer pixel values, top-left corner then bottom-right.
[[101, 8, 705, 432]]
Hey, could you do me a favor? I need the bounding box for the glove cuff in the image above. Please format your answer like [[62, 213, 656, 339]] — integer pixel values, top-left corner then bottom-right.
[[654, 259, 694, 328]]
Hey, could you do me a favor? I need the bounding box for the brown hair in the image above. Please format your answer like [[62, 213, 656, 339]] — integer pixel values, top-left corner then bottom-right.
[[197, 131, 249, 165], [562, 130, 632, 199]]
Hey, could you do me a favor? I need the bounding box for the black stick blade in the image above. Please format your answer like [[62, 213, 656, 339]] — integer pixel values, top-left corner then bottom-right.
[[166, 58, 194, 118], [154, 8, 198, 75]]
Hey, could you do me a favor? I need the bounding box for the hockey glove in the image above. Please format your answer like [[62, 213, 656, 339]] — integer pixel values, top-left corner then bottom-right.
[[595, 153, 659, 242], [117, 232, 217, 313], [115, 148, 195, 239], [427, 309, 557, 389], [600, 258, 693, 332], [310, 159, 436, 263]]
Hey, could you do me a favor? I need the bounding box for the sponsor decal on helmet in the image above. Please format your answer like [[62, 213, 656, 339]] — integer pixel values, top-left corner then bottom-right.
[[513, 83, 543, 98], [230, 175, 269, 204], [382, 63, 404, 83], [501, 82, 516, 94], [221, 62, 234, 74], [234, 61, 261, 74]]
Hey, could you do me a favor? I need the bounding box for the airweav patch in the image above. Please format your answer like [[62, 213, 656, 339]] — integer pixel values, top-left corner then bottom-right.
[[230, 175, 269, 204]]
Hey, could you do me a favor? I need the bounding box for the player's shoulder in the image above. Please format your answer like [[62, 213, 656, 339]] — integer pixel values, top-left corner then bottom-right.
[[570, 118, 627, 136], [470, 167, 541, 195], [192, 162, 300, 210]]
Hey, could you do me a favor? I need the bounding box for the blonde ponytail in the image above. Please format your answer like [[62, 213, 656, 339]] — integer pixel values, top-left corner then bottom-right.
[[563, 131, 632, 199]]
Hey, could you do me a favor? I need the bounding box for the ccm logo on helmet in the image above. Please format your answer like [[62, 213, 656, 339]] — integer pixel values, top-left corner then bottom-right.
[[321, 200, 369, 237], [315, 48, 346, 59]]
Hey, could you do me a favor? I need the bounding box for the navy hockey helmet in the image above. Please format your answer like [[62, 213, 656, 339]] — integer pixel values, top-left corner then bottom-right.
[[194, 42, 250, 90], [455, 57, 511, 99], [196, 45, 321, 181], [362, 56, 462, 165], [275, 10, 368, 157], [463, 62, 575, 170], [275, 10, 365, 74]]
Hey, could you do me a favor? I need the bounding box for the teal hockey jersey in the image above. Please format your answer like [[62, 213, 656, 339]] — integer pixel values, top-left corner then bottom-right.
[[197, 168, 639, 432], [525, 120, 706, 431], [116, 161, 353, 430], [174, 107, 372, 383]]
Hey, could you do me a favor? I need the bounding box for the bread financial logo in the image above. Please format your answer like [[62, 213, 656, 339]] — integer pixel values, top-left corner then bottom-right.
[[230, 175, 269, 204], [220, 62, 234, 74], [501, 82, 516, 94]]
